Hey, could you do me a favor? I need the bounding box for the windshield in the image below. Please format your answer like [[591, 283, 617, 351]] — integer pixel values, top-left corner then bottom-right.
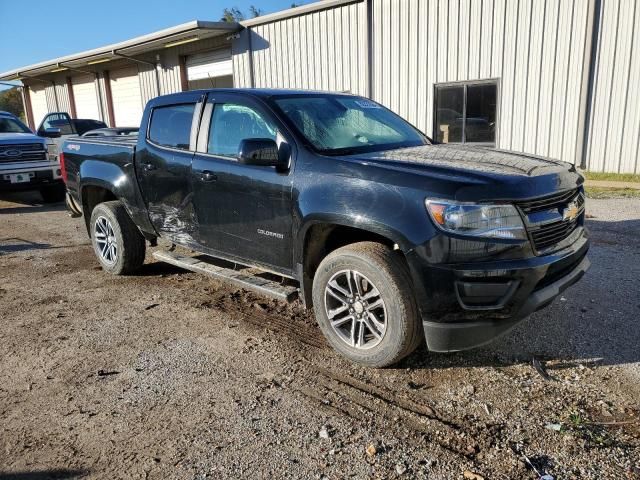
[[0, 116, 31, 134], [273, 95, 428, 155]]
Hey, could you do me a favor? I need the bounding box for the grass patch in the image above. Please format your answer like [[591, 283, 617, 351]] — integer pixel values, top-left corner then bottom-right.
[[582, 171, 640, 183], [565, 411, 615, 448], [585, 187, 640, 199]]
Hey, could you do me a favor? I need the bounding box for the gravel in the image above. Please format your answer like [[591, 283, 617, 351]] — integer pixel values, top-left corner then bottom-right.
[[0, 191, 638, 479]]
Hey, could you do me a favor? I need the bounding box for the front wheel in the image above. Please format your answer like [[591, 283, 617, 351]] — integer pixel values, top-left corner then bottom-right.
[[89, 200, 146, 275], [312, 242, 422, 367]]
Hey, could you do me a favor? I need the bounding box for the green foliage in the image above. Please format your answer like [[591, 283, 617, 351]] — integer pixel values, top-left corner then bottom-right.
[[221, 5, 264, 22], [249, 5, 263, 17], [221, 7, 245, 22], [583, 171, 640, 183], [0, 87, 25, 121], [585, 187, 640, 199]]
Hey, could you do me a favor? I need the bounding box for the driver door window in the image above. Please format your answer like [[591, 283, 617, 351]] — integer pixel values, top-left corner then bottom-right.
[[207, 103, 277, 158]]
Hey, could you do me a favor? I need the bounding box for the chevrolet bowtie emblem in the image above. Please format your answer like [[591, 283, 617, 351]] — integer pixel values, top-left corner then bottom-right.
[[562, 200, 580, 221]]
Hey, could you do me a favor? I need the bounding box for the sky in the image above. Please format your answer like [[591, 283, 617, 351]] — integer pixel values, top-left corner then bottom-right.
[[0, 0, 308, 78]]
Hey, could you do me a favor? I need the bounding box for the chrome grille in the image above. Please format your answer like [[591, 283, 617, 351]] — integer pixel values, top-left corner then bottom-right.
[[0, 143, 47, 163], [517, 189, 585, 252]]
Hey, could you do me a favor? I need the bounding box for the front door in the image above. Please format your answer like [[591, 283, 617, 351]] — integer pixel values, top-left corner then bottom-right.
[[136, 99, 200, 245], [191, 93, 295, 274]]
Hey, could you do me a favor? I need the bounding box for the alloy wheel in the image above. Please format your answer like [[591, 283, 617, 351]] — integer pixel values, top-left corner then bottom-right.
[[94, 216, 118, 265], [324, 269, 387, 349]]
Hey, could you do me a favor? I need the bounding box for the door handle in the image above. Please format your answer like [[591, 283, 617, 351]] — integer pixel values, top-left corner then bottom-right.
[[143, 162, 157, 171], [201, 170, 217, 182]]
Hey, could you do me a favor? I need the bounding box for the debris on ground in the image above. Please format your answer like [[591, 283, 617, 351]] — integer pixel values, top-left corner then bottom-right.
[[545, 423, 562, 432], [395, 463, 407, 475], [318, 425, 330, 440], [96, 369, 120, 377], [532, 357, 553, 381], [463, 470, 485, 480], [365, 444, 377, 457]]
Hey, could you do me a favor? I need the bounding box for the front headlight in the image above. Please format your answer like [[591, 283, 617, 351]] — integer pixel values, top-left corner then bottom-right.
[[425, 199, 527, 240]]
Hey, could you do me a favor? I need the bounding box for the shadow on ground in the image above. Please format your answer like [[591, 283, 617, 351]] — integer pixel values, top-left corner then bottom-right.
[[0, 470, 87, 480], [0, 191, 65, 215]]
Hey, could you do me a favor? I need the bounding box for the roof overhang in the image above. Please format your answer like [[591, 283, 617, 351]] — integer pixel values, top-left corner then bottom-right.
[[0, 20, 241, 81]]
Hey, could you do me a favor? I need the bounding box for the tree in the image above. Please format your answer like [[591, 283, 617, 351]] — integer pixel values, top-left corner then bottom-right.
[[249, 6, 263, 17], [220, 5, 264, 22], [0, 87, 25, 121], [221, 7, 245, 22]]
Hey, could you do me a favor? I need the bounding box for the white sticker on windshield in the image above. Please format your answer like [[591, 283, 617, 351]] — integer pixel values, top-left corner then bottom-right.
[[355, 100, 382, 109]]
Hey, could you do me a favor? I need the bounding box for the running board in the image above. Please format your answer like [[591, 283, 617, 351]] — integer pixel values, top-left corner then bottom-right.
[[152, 250, 299, 303]]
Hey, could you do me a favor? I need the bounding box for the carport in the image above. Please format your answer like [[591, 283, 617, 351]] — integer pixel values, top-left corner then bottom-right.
[[0, 20, 241, 130]]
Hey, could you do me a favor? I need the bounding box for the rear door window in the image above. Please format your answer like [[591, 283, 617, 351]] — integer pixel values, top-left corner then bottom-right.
[[148, 104, 195, 150]]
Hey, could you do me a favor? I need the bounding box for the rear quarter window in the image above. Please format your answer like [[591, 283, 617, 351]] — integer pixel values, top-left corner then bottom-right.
[[148, 104, 195, 150]]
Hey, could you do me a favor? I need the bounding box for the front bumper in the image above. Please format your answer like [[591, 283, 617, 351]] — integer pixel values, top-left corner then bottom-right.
[[422, 255, 589, 352], [407, 229, 590, 352], [0, 164, 63, 191]]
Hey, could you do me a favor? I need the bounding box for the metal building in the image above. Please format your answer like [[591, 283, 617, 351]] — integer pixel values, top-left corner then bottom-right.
[[1, 0, 638, 173]]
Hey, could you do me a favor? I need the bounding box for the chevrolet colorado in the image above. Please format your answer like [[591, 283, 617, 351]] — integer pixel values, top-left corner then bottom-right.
[[61, 89, 589, 367], [0, 110, 65, 202]]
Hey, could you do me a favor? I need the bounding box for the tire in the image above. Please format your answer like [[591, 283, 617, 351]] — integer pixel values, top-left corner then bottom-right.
[[312, 242, 422, 367], [89, 200, 146, 275], [39, 184, 66, 203]]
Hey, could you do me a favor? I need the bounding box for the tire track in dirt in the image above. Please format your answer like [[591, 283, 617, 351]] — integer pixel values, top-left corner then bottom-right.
[[191, 290, 500, 463]]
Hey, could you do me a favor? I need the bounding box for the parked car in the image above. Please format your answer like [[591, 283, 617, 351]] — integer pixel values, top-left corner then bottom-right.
[[37, 112, 107, 160], [0, 110, 65, 202], [61, 89, 589, 367], [82, 127, 138, 137]]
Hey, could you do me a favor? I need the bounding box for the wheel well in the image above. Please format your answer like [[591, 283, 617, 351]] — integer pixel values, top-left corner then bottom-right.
[[301, 224, 398, 305], [81, 186, 117, 231]]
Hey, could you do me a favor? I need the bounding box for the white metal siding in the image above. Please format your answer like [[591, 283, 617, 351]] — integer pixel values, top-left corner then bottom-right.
[[371, 0, 594, 166], [29, 84, 49, 128], [585, 0, 640, 173], [233, 1, 368, 95], [109, 66, 143, 127], [72, 74, 101, 120]]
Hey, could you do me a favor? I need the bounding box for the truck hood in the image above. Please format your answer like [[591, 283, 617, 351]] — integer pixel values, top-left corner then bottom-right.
[[0, 132, 45, 145], [345, 144, 583, 201]]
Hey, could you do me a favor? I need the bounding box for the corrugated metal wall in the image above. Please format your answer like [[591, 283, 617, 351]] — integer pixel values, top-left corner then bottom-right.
[[584, 0, 640, 173], [371, 0, 594, 167], [233, 1, 368, 95]]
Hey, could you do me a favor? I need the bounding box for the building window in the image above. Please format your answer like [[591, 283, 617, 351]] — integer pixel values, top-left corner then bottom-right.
[[434, 81, 497, 144]]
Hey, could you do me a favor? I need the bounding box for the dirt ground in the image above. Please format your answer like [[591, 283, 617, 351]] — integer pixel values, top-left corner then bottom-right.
[[0, 191, 638, 480]]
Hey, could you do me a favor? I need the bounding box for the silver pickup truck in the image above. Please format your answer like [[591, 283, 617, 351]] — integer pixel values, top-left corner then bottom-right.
[[0, 110, 65, 202]]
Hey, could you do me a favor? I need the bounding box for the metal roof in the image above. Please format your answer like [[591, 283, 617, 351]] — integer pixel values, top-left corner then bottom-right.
[[0, 20, 241, 81], [241, 0, 361, 27]]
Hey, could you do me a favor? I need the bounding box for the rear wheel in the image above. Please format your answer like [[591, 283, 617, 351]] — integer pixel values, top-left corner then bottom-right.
[[312, 242, 422, 367], [90, 200, 145, 275], [39, 184, 65, 203]]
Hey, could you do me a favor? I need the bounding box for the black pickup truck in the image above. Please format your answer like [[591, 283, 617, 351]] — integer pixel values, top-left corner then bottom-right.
[[61, 89, 589, 367]]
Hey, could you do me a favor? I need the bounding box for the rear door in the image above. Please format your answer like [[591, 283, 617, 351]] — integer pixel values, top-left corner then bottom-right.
[[191, 93, 295, 274], [135, 94, 203, 245]]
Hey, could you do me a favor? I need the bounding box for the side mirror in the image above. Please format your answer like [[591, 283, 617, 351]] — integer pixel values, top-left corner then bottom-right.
[[43, 127, 62, 138], [238, 138, 287, 169]]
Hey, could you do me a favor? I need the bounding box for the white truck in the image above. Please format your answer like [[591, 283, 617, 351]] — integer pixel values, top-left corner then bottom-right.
[[0, 110, 65, 202]]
